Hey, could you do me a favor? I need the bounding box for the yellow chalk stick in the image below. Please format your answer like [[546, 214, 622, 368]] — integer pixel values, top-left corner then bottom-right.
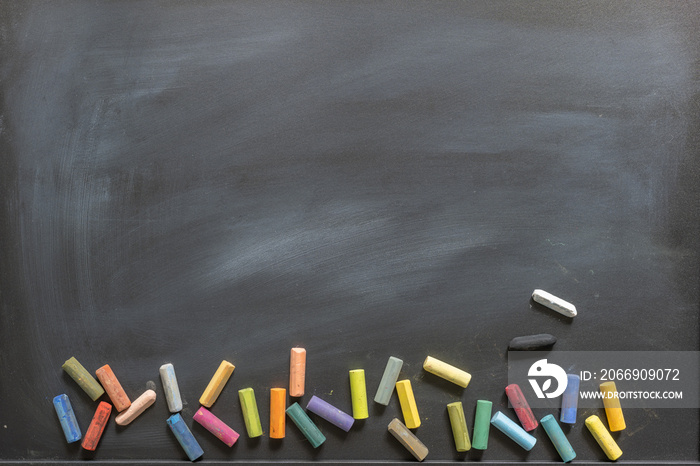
[[199, 360, 235, 407], [289, 348, 306, 397], [423, 356, 471, 388], [396, 379, 420, 429], [349, 369, 369, 420], [599, 381, 626, 431], [585, 415, 622, 461], [447, 401, 471, 452]]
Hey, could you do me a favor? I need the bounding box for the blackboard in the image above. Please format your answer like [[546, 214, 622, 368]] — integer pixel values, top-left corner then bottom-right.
[[1, 1, 698, 463]]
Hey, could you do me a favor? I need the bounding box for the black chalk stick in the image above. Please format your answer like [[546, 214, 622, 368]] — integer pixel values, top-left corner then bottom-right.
[[508, 333, 557, 351]]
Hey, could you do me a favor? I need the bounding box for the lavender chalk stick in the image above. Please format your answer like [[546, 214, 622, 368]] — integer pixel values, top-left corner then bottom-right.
[[306, 395, 354, 432]]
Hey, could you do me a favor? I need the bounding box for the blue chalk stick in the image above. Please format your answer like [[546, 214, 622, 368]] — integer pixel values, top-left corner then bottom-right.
[[541, 414, 576, 462], [490, 411, 536, 451], [560, 374, 579, 424], [167, 413, 204, 461], [53, 394, 81, 443]]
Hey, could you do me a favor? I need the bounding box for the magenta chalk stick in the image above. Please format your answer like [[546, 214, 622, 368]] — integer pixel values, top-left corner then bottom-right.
[[193, 407, 240, 447]]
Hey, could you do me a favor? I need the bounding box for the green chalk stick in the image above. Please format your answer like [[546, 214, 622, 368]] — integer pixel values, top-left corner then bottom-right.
[[472, 400, 492, 450], [238, 388, 263, 438]]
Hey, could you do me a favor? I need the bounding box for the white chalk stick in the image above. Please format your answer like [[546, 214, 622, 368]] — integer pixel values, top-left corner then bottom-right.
[[532, 289, 577, 317]]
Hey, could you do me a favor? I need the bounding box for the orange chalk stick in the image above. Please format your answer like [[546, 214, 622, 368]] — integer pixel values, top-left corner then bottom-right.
[[289, 348, 306, 397], [81, 401, 112, 451], [270, 388, 286, 439], [95, 364, 131, 412]]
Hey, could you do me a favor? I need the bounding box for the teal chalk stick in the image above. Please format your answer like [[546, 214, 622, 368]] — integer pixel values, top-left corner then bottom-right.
[[541, 414, 576, 462], [286, 402, 326, 448]]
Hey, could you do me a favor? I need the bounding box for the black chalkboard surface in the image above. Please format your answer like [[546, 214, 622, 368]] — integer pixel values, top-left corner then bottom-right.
[[1, 1, 698, 463]]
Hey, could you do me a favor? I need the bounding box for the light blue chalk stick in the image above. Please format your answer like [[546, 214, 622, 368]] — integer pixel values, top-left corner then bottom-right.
[[560, 374, 579, 424], [374, 356, 403, 405], [53, 394, 81, 443], [167, 413, 204, 461], [159, 363, 183, 413], [541, 414, 576, 462], [490, 411, 537, 451]]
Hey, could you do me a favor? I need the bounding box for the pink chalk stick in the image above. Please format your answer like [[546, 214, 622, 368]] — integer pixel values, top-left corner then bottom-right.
[[193, 407, 240, 447]]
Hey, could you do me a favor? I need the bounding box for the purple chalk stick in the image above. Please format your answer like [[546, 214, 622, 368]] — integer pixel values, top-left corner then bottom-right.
[[306, 395, 354, 432]]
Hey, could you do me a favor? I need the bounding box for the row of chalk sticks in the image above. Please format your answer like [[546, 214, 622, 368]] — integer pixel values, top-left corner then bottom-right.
[[53, 289, 622, 461], [55, 353, 623, 462]]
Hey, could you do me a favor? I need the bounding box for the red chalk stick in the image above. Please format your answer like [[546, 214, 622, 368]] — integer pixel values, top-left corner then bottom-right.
[[506, 384, 538, 431], [81, 401, 112, 451]]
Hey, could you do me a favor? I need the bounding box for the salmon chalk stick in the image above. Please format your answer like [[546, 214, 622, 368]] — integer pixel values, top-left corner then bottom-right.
[[81, 401, 112, 451], [349, 369, 369, 419], [374, 356, 403, 405], [532, 289, 577, 317], [62, 357, 104, 401], [239, 388, 263, 438], [159, 363, 183, 413], [289, 347, 306, 397], [388, 418, 429, 461], [115, 389, 156, 426], [306, 395, 354, 432], [167, 413, 204, 461], [600, 381, 626, 431], [95, 365, 131, 412], [199, 360, 235, 408], [505, 384, 538, 431], [270, 388, 286, 439], [423, 356, 471, 388], [193, 406, 240, 447], [585, 415, 622, 460], [396, 379, 420, 429], [447, 401, 471, 452], [53, 394, 81, 443]]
